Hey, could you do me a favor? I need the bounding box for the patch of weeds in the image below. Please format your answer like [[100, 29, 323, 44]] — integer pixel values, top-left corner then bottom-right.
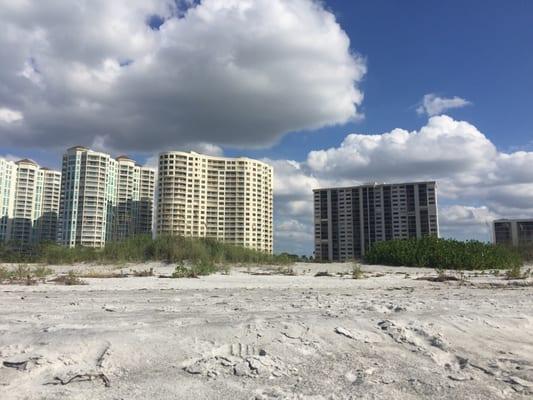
[[191, 259, 217, 276], [314, 271, 333, 277], [23, 276, 38, 286], [12, 264, 32, 281], [51, 270, 87, 285], [32, 265, 53, 278], [277, 265, 296, 276], [505, 265, 525, 280], [417, 268, 461, 282], [0, 266, 10, 282], [171, 260, 217, 278], [352, 263, 364, 279], [220, 264, 231, 275], [171, 263, 196, 278]]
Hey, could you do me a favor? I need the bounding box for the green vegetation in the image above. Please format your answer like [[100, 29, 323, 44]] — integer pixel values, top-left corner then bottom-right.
[[0, 263, 53, 284], [351, 263, 364, 279], [171, 260, 218, 278], [514, 244, 533, 262], [0, 235, 293, 266], [51, 270, 86, 285], [364, 236, 522, 270]]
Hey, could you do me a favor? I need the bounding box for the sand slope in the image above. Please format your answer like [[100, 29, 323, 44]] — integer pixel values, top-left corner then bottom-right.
[[0, 263, 532, 399]]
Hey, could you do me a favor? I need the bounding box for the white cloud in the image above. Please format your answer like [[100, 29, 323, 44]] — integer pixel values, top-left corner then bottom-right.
[[439, 205, 496, 241], [0, 107, 23, 123], [272, 115, 533, 253], [417, 94, 471, 116], [307, 115, 495, 182], [0, 0, 365, 152]]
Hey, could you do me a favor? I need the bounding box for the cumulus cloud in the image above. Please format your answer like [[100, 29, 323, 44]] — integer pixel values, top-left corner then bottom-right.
[[417, 94, 471, 116], [0, 0, 365, 152], [271, 115, 533, 253], [439, 205, 497, 241], [0, 107, 23, 123]]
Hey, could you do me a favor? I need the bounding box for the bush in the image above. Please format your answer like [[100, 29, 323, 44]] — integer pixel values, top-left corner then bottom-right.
[[352, 263, 364, 279], [364, 236, 522, 270], [505, 265, 525, 280]]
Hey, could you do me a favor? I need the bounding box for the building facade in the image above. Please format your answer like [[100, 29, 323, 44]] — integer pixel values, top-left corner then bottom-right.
[[493, 219, 533, 246], [0, 158, 17, 242], [156, 151, 273, 253], [34, 168, 62, 243], [0, 158, 61, 245], [57, 147, 155, 248], [314, 181, 439, 261], [113, 156, 155, 241]]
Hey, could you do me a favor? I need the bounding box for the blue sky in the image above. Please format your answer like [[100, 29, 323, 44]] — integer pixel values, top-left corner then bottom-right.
[[0, 0, 532, 254], [229, 0, 533, 161]]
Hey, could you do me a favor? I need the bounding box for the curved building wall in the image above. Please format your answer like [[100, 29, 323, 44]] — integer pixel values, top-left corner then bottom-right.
[[156, 151, 273, 253]]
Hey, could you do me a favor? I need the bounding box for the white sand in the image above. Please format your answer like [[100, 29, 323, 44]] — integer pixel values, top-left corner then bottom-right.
[[0, 262, 532, 399]]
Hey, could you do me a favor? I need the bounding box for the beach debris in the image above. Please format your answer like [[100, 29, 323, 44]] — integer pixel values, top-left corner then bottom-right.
[[334, 327, 354, 339], [45, 372, 111, 387], [3, 360, 29, 371], [2, 356, 42, 371], [96, 343, 111, 368], [505, 376, 533, 389]]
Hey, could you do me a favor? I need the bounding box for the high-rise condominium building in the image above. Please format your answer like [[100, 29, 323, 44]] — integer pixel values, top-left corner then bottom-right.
[[57, 147, 155, 248], [35, 168, 62, 242], [114, 156, 156, 240], [493, 219, 533, 246], [156, 151, 273, 253], [0, 158, 61, 245], [0, 158, 18, 242], [314, 181, 439, 261]]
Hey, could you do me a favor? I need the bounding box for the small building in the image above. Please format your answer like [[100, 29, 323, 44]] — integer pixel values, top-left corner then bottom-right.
[[493, 219, 533, 246]]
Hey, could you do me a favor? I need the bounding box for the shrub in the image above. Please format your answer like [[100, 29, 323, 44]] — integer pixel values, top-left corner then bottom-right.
[[12, 264, 32, 281], [171, 260, 216, 278], [171, 263, 195, 278], [364, 236, 522, 270], [52, 270, 86, 285], [505, 265, 524, 280], [352, 263, 364, 279]]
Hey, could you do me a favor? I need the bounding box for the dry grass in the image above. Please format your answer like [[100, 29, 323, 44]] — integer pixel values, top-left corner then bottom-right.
[[51, 271, 87, 285], [352, 263, 365, 279]]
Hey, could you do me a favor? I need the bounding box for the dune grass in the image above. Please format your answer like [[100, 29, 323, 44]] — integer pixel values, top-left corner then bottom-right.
[[0, 235, 292, 266]]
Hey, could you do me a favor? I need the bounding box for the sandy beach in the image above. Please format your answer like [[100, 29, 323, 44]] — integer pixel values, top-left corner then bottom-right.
[[1, 262, 532, 399]]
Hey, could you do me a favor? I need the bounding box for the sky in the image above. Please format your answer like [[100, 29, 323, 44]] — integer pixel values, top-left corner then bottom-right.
[[0, 0, 532, 255]]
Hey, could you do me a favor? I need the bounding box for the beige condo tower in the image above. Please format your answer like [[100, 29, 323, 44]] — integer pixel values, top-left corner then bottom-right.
[[156, 151, 273, 253]]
